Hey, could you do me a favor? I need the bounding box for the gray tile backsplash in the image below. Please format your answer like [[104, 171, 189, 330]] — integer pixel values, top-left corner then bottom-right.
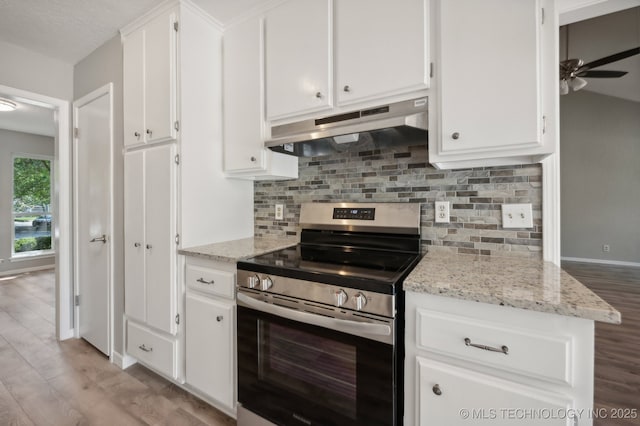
[[254, 144, 542, 258]]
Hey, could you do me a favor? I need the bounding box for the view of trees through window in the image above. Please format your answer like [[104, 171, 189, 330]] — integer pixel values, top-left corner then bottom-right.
[[13, 156, 53, 254]]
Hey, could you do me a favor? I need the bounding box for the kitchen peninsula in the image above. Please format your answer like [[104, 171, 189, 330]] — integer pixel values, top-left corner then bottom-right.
[[404, 252, 620, 426]]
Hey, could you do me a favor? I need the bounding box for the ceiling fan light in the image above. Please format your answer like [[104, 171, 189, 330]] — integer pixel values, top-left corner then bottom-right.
[[560, 79, 569, 95], [570, 77, 588, 91], [0, 98, 17, 112]]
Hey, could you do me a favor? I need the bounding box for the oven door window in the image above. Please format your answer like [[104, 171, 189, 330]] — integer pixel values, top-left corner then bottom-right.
[[238, 306, 395, 426]]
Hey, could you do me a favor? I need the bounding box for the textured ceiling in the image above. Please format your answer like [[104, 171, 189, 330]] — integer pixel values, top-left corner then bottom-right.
[[0, 0, 274, 65], [0, 0, 166, 64]]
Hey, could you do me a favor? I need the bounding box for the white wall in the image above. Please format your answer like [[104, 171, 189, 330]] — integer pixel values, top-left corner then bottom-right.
[[561, 90, 640, 263], [73, 34, 125, 354], [0, 129, 56, 274], [0, 41, 73, 101]]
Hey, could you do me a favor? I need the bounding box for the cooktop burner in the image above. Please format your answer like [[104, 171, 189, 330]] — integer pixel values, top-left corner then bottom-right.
[[237, 243, 421, 294]]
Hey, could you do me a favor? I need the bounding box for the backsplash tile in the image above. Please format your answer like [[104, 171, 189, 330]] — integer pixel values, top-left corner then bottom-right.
[[254, 145, 542, 258]]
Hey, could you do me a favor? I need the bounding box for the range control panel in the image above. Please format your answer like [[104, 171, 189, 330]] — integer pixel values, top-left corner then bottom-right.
[[333, 207, 375, 220]]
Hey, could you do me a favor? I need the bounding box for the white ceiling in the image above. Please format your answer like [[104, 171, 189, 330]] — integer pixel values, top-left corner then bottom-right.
[[0, 96, 55, 137], [560, 6, 640, 103], [0, 0, 274, 65]]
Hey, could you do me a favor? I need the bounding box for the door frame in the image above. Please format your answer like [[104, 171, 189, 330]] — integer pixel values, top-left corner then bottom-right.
[[72, 83, 114, 359], [0, 84, 72, 340]]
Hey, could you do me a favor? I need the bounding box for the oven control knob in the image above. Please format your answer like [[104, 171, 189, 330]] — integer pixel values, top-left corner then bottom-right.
[[333, 289, 348, 307], [248, 275, 260, 289], [353, 293, 367, 311], [261, 277, 273, 291]]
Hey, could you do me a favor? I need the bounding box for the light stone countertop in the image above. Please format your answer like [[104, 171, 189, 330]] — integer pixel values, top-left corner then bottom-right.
[[404, 252, 621, 324], [178, 236, 298, 263]]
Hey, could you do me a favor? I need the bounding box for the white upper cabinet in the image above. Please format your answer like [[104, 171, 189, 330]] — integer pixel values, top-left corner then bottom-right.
[[223, 15, 298, 179], [335, 0, 429, 106], [429, 0, 556, 169], [263, 0, 429, 122], [123, 8, 177, 147], [265, 0, 332, 120]]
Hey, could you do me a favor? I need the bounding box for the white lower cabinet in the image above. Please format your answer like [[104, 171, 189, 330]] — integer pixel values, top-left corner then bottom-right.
[[184, 257, 236, 415], [416, 357, 572, 426], [127, 321, 177, 379], [405, 292, 595, 426]]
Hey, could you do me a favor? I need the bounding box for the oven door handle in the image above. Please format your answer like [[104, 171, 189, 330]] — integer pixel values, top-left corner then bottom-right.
[[237, 292, 392, 338]]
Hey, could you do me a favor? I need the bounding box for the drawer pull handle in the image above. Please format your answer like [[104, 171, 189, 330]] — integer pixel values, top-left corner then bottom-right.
[[432, 384, 442, 396], [197, 278, 215, 285], [464, 337, 508, 355], [138, 344, 153, 353]]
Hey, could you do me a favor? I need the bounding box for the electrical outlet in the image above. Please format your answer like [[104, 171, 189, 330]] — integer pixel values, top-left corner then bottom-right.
[[603, 244, 610, 253], [435, 201, 450, 223], [275, 204, 284, 220], [501, 204, 533, 228]]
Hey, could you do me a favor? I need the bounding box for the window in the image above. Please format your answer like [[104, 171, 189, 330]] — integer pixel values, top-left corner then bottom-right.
[[12, 155, 54, 256]]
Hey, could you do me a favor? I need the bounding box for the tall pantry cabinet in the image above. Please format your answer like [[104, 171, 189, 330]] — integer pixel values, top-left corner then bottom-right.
[[120, 0, 253, 381]]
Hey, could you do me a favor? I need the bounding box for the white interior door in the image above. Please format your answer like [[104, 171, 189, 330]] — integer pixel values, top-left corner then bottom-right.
[[73, 84, 113, 356]]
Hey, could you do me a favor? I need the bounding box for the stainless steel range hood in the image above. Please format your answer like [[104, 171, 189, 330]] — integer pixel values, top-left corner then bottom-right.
[[265, 97, 428, 157]]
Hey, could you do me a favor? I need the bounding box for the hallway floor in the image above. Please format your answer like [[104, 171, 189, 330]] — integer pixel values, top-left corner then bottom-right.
[[0, 269, 235, 425]]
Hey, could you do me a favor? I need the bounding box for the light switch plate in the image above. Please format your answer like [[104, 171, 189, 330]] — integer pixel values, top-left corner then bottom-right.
[[435, 201, 450, 223], [502, 204, 533, 228]]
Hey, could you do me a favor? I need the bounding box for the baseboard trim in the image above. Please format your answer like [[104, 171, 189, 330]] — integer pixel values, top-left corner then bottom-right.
[[561, 257, 640, 268], [0, 264, 55, 277], [112, 351, 137, 370], [59, 328, 75, 340]]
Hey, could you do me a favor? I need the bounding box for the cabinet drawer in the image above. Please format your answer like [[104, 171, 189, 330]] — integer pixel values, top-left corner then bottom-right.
[[127, 321, 176, 378], [416, 309, 572, 385], [185, 264, 235, 299]]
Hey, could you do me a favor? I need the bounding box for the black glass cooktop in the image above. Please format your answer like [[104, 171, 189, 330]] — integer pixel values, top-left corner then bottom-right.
[[237, 243, 422, 294]]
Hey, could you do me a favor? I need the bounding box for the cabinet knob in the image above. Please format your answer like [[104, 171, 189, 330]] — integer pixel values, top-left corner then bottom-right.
[[343, 85, 351, 92], [432, 384, 442, 396], [216, 315, 223, 322], [134, 131, 141, 139], [146, 244, 152, 249], [451, 132, 460, 140], [146, 129, 152, 137], [134, 242, 141, 248], [250, 156, 257, 162], [315, 92, 323, 99]]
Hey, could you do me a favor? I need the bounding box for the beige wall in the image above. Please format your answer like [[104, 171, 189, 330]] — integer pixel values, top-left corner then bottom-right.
[[561, 90, 640, 263], [73, 35, 125, 354], [0, 41, 73, 101], [0, 129, 56, 274]]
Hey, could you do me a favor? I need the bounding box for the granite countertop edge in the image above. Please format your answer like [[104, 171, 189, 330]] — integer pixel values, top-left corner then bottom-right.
[[178, 236, 298, 263], [404, 252, 621, 324]]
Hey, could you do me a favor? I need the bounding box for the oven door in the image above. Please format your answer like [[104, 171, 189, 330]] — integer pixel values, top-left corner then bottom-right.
[[237, 293, 397, 426]]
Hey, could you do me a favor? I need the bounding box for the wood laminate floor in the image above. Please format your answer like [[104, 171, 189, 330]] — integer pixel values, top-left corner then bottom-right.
[[563, 261, 640, 426], [0, 269, 236, 426]]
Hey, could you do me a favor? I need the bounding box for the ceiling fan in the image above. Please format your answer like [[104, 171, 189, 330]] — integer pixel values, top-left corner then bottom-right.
[[559, 26, 640, 95]]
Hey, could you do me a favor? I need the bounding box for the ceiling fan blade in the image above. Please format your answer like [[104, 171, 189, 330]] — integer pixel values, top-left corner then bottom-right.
[[578, 46, 640, 72], [578, 70, 628, 78]]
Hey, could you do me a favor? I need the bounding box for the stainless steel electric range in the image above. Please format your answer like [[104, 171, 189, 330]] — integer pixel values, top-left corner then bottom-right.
[[236, 202, 422, 426]]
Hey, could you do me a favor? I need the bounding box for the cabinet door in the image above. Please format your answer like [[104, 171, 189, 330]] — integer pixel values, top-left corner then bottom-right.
[[223, 16, 265, 171], [186, 293, 234, 408], [416, 357, 572, 426], [438, 0, 541, 153], [335, 0, 429, 105], [144, 10, 177, 144], [144, 144, 177, 334], [265, 0, 332, 120], [124, 151, 145, 323], [123, 30, 145, 147]]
